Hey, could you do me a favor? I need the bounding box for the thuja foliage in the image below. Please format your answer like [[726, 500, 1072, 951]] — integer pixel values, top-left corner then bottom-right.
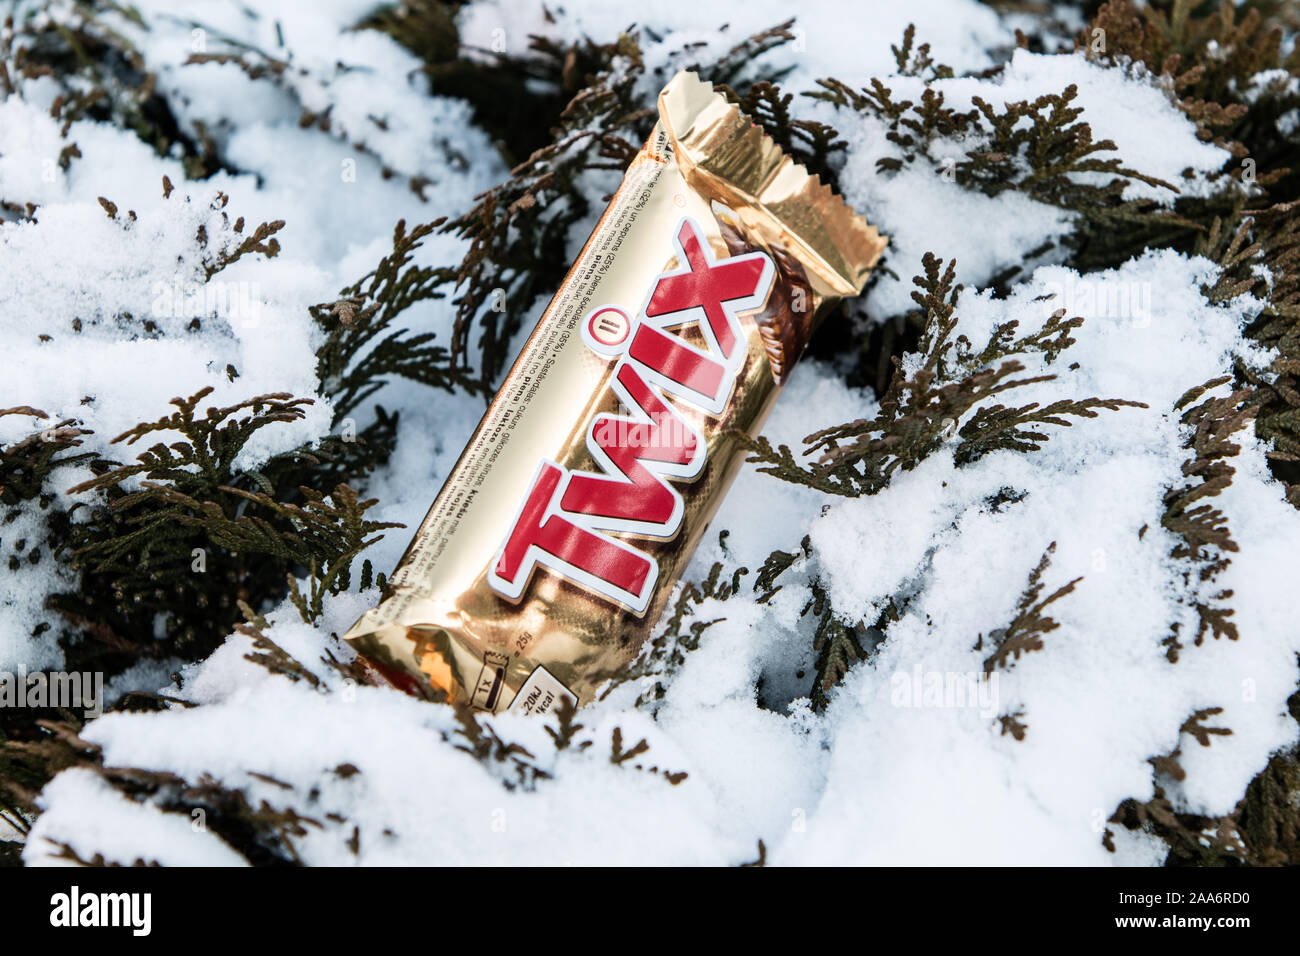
[[431, 40, 651, 390], [1202, 206, 1300, 501], [976, 542, 1082, 675], [2, 168, 413, 686], [1, 10, 812, 862], [735, 254, 1141, 708], [606, 535, 881, 713], [1107, 707, 1248, 863], [181, 39, 445, 201], [849, 9, 1300, 862], [302, 14, 818, 393], [1, 716, 345, 866], [800, 10, 1292, 284], [1159, 377, 1256, 662], [4, 1, 1299, 867], [195, 194, 284, 281], [753, 535, 894, 712], [811, 25, 1194, 270], [311, 218, 475, 420], [1082, 1, 1300, 179], [3, 629, 686, 865], [51, 388, 400, 671], [727, 13, 1299, 849], [427, 21, 814, 389], [0, 407, 94, 508], [1064, 0, 1300, 269], [0, 0, 224, 199], [1108, 694, 1300, 866], [451, 694, 688, 792], [0, 173, 411, 862], [743, 253, 1145, 496], [791, 583, 860, 712], [1067, 1, 1300, 864], [363, 0, 635, 168], [601, 558, 750, 709]]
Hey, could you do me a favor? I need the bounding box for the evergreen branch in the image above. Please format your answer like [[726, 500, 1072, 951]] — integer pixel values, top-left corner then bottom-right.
[[978, 542, 1082, 674], [747, 254, 1144, 495], [1160, 378, 1256, 661]]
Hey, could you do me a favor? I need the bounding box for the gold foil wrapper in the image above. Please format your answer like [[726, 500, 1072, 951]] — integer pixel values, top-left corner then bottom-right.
[[343, 71, 887, 714]]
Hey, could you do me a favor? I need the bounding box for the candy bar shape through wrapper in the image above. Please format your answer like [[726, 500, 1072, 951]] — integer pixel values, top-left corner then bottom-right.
[[343, 71, 888, 715]]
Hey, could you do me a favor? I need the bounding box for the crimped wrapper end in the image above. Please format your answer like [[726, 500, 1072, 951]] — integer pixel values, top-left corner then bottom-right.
[[657, 70, 888, 297]]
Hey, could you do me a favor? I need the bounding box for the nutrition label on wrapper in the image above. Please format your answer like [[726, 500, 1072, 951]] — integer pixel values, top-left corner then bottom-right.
[[507, 666, 578, 716]]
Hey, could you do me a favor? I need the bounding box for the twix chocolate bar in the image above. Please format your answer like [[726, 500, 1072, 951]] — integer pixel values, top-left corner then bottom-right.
[[343, 71, 886, 715]]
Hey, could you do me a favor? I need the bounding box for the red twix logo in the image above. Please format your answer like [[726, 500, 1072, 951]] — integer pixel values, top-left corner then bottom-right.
[[487, 217, 774, 613]]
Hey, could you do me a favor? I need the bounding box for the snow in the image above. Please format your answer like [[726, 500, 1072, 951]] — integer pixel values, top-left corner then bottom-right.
[[5, 0, 1298, 866], [791, 253, 1299, 862], [31, 769, 249, 867], [984, 51, 1230, 201], [460, 0, 1014, 90], [0, 0, 505, 670], [822, 50, 1235, 316]]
